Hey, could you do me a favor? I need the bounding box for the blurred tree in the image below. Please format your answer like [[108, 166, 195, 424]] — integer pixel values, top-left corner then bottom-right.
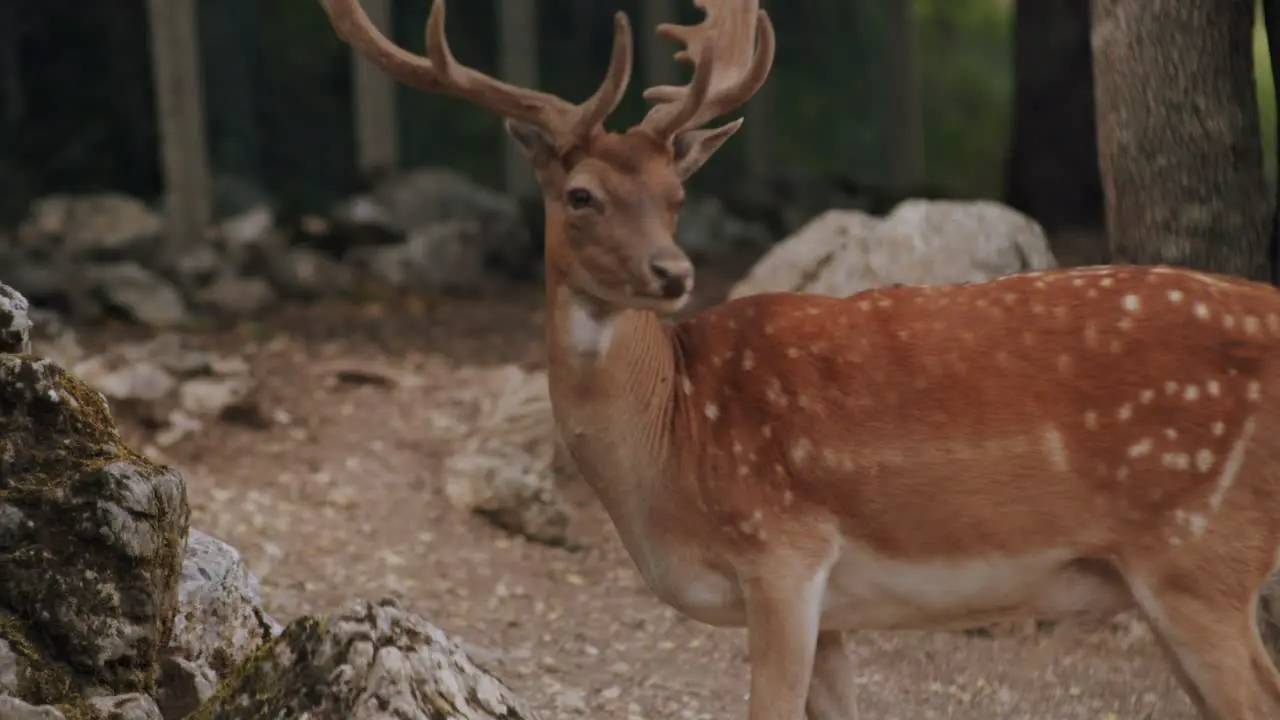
[[1004, 0, 1105, 264], [1264, 0, 1280, 280], [1092, 0, 1271, 280], [884, 0, 924, 190]]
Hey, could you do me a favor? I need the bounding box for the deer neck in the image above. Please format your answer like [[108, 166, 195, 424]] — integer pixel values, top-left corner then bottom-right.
[[542, 265, 683, 518]]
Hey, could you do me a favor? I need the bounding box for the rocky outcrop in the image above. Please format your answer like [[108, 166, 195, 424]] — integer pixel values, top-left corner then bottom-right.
[[0, 281, 542, 718], [195, 598, 538, 720], [0, 288, 191, 713], [728, 199, 1058, 300]]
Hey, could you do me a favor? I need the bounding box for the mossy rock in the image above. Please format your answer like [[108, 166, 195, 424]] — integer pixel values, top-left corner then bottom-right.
[[194, 598, 538, 720], [0, 352, 190, 708]]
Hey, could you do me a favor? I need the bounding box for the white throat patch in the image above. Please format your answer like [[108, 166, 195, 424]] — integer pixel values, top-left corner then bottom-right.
[[567, 298, 618, 357]]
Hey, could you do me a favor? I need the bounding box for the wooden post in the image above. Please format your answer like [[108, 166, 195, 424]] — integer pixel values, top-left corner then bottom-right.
[[146, 0, 212, 252], [351, 0, 399, 178], [499, 0, 539, 196]]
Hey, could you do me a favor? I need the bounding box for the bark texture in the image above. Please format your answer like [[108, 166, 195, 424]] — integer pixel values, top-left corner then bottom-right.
[[1091, 0, 1272, 280]]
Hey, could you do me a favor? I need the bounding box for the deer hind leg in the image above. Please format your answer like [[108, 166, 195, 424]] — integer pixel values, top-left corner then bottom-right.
[[1124, 567, 1278, 719], [805, 631, 860, 720]]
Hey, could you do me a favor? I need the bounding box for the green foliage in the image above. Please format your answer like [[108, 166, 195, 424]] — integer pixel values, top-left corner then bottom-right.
[[1255, 3, 1277, 185]]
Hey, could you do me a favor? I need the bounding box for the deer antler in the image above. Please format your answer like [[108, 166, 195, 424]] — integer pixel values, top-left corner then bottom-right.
[[636, 0, 776, 144], [320, 0, 634, 153]]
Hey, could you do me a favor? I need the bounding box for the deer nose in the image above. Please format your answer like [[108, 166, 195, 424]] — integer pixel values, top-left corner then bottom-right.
[[648, 250, 694, 299]]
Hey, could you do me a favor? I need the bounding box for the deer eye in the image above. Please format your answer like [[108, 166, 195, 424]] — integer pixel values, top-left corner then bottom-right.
[[566, 188, 596, 211]]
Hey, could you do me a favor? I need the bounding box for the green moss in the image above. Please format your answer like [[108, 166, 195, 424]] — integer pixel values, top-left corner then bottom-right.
[[189, 616, 329, 720], [0, 612, 94, 720], [0, 355, 191, 699]]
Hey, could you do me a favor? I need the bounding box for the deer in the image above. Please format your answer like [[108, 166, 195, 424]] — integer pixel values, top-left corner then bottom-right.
[[319, 0, 1280, 717]]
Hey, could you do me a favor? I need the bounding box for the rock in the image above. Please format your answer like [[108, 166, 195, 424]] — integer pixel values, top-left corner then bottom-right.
[[196, 275, 276, 317], [728, 199, 1058, 300], [437, 365, 572, 547], [194, 598, 539, 720], [85, 262, 189, 327], [334, 167, 533, 284], [22, 194, 163, 260], [156, 657, 217, 720], [1, 282, 32, 354], [0, 696, 67, 719], [262, 247, 356, 299], [0, 352, 190, 706], [215, 205, 275, 252], [87, 693, 163, 720], [353, 220, 487, 292], [177, 376, 257, 418], [74, 359, 179, 404], [170, 529, 280, 677]]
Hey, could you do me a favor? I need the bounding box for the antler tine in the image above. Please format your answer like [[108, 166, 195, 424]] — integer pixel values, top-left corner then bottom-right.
[[320, 0, 635, 152], [636, 3, 776, 143]]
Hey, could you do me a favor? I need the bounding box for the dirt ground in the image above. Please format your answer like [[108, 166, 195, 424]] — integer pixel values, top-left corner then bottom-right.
[[85, 267, 1198, 720]]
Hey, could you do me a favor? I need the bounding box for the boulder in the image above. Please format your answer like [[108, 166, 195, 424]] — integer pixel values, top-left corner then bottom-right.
[[728, 199, 1058, 300], [1, 283, 32, 354], [0, 283, 191, 711], [194, 598, 539, 720]]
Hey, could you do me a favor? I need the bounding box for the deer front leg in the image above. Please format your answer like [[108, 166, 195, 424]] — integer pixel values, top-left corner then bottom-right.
[[742, 563, 829, 720], [806, 631, 859, 719]]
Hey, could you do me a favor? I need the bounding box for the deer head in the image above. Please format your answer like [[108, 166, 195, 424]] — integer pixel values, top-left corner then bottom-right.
[[320, 0, 774, 314]]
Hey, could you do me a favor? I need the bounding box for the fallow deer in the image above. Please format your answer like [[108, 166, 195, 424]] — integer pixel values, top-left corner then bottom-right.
[[319, 1, 1280, 717]]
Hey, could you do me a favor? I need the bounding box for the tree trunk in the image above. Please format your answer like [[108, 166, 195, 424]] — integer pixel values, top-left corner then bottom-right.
[[1091, 0, 1271, 280], [883, 0, 924, 191], [1004, 0, 1105, 266], [498, 0, 539, 197]]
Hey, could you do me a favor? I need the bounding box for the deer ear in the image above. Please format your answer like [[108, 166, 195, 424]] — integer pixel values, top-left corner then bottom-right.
[[673, 118, 745, 180], [505, 119, 557, 167]]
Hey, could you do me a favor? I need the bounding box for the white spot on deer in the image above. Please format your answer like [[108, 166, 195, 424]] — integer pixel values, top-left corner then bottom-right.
[[857, 301, 871, 311], [1223, 314, 1237, 330], [680, 376, 693, 395], [1163, 381, 1178, 395], [1211, 421, 1226, 437], [1121, 295, 1141, 313], [1072, 278, 1087, 287], [1244, 315, 1261, 335], [1042, 427, 1071, 473], [1207, 379, 1221, 398], [782, 490, 794, 507], [567, 299, 617, 356], [704, 403, 720, 420], [1139, 389, 1156, 404], [1083, 410, 1099, 430], [1127, 438, 1154, 458], [765, 379, 787, 407], [1175, 510, 1209, 537], [1167, 290, 1184, 303], [1083, 323, 1099, 348], [1116, 465, 1130, 481], [786, 348, 800, 359], [742, 350, 755, 371], [1117, 316, 1135, 331], [1195, 449, 1215, 473], [1100, 277, 1115, 288], [1183, 384, 1200, 402], [761, 423, 772, 439], [1116, 404, 1133, 421], [1209, 418, 1254, 511], [1163, 428, 1178, 441], [1161, 452, 1191, 471], [1248, 380, 1263, 403], [1194, 302, 1211, 320], [790, 438, 813, 465]]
